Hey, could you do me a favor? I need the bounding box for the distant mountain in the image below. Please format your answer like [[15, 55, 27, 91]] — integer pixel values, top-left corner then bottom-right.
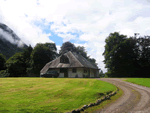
[[0, 23, 28, 59]]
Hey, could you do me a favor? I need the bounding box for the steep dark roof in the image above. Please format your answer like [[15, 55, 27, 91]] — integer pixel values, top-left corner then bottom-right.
[[40, 51, 99, 73]]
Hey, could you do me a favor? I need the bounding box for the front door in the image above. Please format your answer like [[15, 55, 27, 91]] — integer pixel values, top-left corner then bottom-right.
[[60, 68, 68, 77]]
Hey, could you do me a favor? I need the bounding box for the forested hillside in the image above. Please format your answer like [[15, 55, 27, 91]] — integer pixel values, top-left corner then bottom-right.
[[0, 23, 28, 59]]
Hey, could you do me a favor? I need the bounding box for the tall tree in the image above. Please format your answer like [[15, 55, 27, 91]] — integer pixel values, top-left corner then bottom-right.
[[6, 52, 26, 77], [27, 43, 56, 76], [134, 36, 150, 77], [22, 45, 33, 68], [44, 43, 57, 52], [103, 32, 138, 77], [59, 41, 76, 55], [76, 46, 88, 58]]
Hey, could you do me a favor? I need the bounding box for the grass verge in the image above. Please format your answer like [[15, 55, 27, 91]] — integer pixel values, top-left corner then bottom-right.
[[124, 78, 150, 88], [0, 78, 117, 113], [80, 88, 123, 113]]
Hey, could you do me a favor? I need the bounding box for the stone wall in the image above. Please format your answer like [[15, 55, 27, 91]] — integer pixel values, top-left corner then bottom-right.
[[69, 87, 119, 113]]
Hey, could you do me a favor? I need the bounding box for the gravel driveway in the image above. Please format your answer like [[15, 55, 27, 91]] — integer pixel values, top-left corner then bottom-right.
[[94, 78, 150, 113]]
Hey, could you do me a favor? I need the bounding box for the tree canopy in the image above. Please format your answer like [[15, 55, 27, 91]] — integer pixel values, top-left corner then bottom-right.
[[6, 52, 26, 77], [103, 32, 150, 78], [59, 41, 76, 55], [27, 43, 57, 76], [0, 53, 6, 70]]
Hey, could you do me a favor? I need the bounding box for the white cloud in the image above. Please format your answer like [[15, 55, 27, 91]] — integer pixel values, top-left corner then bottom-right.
[[1, 0, 150, 72], [0, 28, 16, 44], [57, 33, 76, 42], [56, 45, 61, 53]]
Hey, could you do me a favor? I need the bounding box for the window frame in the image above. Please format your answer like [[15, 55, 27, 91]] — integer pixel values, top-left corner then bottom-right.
[[60, 55, 69, 63], [72, 68, 77, 73]]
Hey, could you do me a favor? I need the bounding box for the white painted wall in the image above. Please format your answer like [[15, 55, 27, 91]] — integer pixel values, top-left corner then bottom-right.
[[59, 73, 64, 77], [77, 68, 83, 78], [68, 68, 83, 78], [96, 70, 99, 77], [90, 69, 94, 77], [68, 68, 96, 78], [46, 68, 99, 78]]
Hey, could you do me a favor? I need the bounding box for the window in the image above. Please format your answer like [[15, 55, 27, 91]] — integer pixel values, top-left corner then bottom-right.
[[60, 55, 69, 63], [84, 69, 87, 73], [72, 68, 77, 73]]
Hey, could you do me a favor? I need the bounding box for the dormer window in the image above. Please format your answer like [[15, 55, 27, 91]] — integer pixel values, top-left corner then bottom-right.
[[60, 55, 69, 63]]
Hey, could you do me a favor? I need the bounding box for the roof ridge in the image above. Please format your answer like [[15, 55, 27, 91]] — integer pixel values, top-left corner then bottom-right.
[[69, 51, 84, 67], [72, 51, 98, 69]]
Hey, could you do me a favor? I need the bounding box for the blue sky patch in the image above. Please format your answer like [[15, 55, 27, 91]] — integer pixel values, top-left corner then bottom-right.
[[33, 19, 85, 46]]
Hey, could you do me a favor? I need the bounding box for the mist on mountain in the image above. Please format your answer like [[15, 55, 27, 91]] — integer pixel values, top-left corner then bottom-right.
[[0, 23, 28, 59]]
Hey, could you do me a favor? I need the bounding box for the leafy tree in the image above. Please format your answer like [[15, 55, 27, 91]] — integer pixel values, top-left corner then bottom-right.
[[0, 53, 6, 70], [59, 41, 76, 55], [133, 36, 150, 77], [28, 43, 56, 76], [44, 43, 57, 52], [22, 45, 33, 68], [6, 52, 26, 77], [103, 32, 139, 77], [44, 43, 58, 57], [76, 46, 88, 58]]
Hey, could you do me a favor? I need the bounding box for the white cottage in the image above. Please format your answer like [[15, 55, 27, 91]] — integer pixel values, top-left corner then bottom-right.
[[40, 51, 100, 78]]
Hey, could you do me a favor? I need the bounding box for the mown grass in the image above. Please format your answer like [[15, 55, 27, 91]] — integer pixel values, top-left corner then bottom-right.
[[125, 78, 150, 87], [0, 78, 117, 113]]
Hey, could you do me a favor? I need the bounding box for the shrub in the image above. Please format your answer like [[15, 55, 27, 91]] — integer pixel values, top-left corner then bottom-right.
[[0, 70, 9, 77]]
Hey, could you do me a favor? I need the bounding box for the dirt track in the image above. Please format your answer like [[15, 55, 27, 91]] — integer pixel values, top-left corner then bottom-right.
[[94, 78, 150, 113]]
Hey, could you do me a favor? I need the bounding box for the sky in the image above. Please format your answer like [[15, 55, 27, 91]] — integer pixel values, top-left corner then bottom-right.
[[0, 0, 150, 72]]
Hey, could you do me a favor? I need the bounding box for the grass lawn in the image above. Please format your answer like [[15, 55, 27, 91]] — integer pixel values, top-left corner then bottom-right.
[[124, 78, 150, 88], [0, 78, 117, 113]]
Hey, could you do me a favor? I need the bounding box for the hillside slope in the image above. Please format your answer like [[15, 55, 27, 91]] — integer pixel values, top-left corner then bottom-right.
[[0, 23, 28, 59]]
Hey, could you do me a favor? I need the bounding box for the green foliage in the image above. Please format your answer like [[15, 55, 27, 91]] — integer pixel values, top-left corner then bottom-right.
[[103, 32, 150, 78], [44, 42, 57, 52], [0, 53, 6, 70], [28, 43, 57, 76], [59, 41, 76, 55], [103, 32, 138, 77], [22, 45, 33, 65], [76, 46, 88, 58], [6, 52, 26, 77], [0, 70, 7, 77], [134, 36, 150, 76]]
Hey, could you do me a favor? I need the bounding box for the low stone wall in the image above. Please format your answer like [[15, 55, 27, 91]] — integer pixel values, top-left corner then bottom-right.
[[68, 87, 119, 113]]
